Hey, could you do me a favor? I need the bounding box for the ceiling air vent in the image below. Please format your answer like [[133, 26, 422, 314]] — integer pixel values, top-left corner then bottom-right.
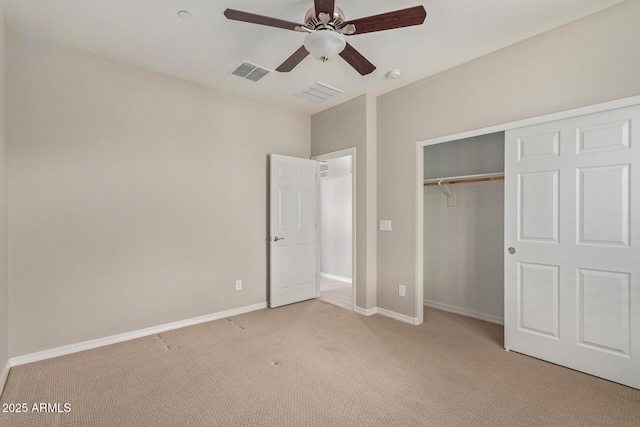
[[230, 61, 270, 82], [296, 82, 343, 103]]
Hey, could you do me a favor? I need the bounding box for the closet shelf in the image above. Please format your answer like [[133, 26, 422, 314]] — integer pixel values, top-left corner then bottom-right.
[[423, 172, 504, 187]]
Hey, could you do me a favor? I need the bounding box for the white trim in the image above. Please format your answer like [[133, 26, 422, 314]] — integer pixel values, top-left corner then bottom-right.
[[376, 307, 421, 325], [424, 300, 504, 325], [415, 144, 424, 325], [415, 95, 640, 332], [354, 306, 377, 316], [312, 148, 357, 312], [313, 147, 355, 160], [320, 272, 352, 284], [417, 95, 640, 148], [9, 302, 267, 367], [354, 306, 421, 325], [1, 360, 10, 395]]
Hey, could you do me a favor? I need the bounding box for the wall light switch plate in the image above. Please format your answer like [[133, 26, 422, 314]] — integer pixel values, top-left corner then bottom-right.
[[235, 280, 242, 291], [398, 285, 406, 297], [380, 220, 392, 231]]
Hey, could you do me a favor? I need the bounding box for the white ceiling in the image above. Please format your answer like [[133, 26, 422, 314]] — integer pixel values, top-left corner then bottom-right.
[[0, 0, 627, 115]]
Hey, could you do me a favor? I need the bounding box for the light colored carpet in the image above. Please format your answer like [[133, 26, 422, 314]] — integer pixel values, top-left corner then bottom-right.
[[1, 300, 639, 426]]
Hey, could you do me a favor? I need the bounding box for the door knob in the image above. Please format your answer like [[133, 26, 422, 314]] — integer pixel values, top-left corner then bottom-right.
[[508, 247, 516, 254], [273, 236, 285, 242]]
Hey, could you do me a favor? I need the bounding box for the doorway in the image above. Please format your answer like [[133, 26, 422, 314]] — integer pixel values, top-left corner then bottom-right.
[[313, 149, 356, 311]]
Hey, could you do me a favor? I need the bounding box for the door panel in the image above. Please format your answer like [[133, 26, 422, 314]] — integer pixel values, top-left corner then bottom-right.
[[518, 262, 559, 338], [577, 120, 630, 153], [270, 154, 318, 308], [505, 104, 640, 389], [518, 132, 560, 160], [518, 171, 559, 242], [578, 165, 629, 246], [577, 268, 630, 356]]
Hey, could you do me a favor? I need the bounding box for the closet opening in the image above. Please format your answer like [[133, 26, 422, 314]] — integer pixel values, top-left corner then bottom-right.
[[422, 132, 505, 327]]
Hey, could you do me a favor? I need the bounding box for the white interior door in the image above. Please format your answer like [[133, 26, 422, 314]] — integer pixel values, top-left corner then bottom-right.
[[270, 154, 318, 308], [505, 104, 640, 389]]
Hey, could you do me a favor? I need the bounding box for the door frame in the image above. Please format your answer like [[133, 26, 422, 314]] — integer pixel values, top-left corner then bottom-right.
[[415, 95, 640, 326], [312, 148, 357, 311]]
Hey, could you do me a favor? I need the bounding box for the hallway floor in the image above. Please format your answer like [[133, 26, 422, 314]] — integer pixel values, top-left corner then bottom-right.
[[319, 277, 352, 310]]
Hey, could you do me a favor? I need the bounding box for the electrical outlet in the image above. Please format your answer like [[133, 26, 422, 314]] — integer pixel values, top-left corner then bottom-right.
[[235, 280, 242, 291], [398, 284, 405, 297]]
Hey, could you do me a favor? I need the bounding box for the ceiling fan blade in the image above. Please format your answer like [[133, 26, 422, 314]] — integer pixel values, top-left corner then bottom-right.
[[224, 8, 303, 31], [343, 5, 427, 35], [339, 43, 376, 76], [314, 0, 335, 17], [276, 46, 310, 72]]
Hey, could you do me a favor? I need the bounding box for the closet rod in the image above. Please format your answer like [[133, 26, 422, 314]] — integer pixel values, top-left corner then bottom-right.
[[423, 174, 504, 187]]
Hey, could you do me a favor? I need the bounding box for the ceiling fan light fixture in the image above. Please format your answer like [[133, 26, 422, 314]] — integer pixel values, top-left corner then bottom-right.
[[303, 30, 346, 63], [224, 4, 427, 74]]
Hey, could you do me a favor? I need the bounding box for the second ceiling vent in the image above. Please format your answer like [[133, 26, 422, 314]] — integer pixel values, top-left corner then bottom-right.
[[230, 61, 270, 82], [296, 82, 343, 103]]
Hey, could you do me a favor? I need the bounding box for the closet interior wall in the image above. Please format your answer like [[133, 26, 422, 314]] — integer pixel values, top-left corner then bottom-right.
[[423, 132, 505, 324]]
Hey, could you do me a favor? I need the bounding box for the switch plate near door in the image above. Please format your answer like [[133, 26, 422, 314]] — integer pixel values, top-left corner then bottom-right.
[[398, 285, 406, 297], [380, 220, 392, 231], [235, 280, 242, 291]]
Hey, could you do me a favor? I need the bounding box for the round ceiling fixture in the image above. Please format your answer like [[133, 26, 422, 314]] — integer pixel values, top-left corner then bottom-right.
[[386, 69, 402, 79], [177, 10, 192, 19], [304, 30, 346, 63]]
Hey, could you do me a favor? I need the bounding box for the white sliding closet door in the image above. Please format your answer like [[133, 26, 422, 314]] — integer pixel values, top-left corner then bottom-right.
[[505, 104, 640, 389]]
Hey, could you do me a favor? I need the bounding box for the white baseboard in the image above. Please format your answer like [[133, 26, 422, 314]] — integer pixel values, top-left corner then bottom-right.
[[320, 272, 352, 284], [354, 306, 421, 325], [10, 302, 268, 367], [424, 299, 504, 325], [376, 307, 422, 325], [354, 306, 377, 316], [1, 360, 10, 396]]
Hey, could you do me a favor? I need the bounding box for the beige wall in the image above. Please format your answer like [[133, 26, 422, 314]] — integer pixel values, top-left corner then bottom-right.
[[7, 34, 309, 356], [377, 0, 640, 317], [0, 7, 8, 372], [311, 95, 377, 310]]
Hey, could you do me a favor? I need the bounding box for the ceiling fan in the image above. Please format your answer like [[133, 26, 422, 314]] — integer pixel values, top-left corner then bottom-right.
[[224, 1, 427, 76]]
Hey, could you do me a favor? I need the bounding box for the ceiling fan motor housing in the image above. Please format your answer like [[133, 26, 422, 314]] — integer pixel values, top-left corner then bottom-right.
[[304, 6, 346, 30]]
